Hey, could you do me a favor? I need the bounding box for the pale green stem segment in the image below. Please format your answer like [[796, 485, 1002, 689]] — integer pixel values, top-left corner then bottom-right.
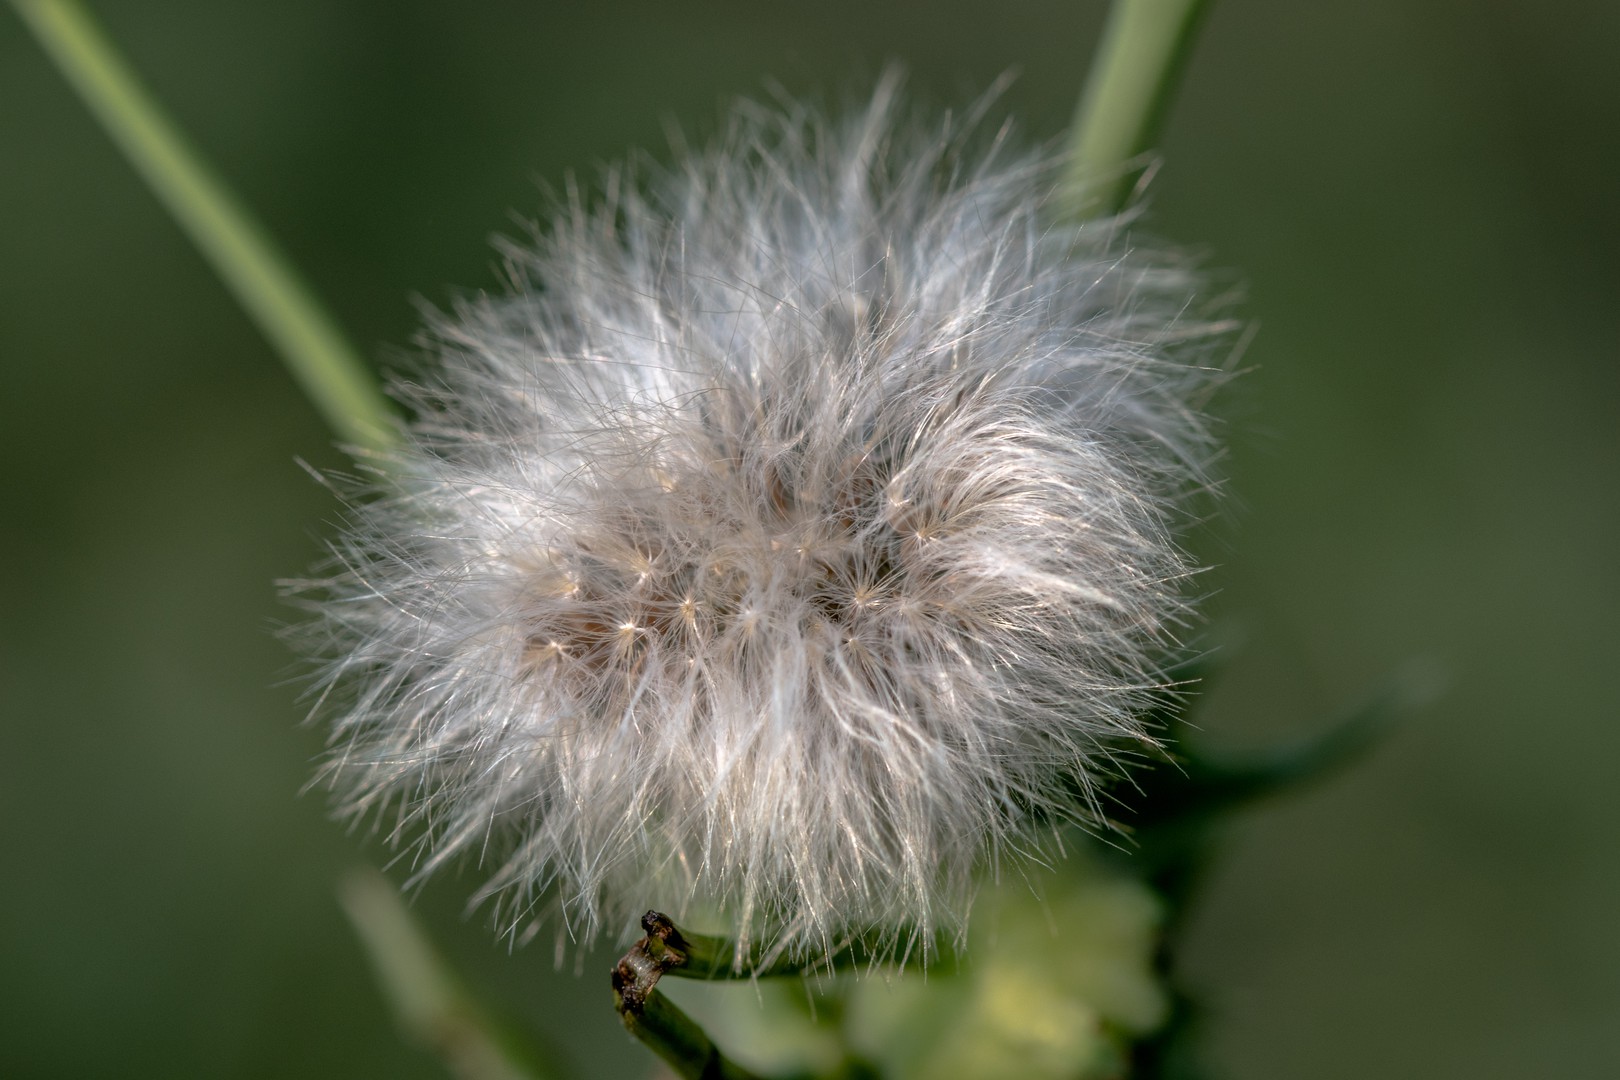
[[635, 909, 931, 982], [1061, 0, 1212, 222], [613, 913, 770, 1080], [339, 868, 556, 1080], [11, 0, 399, 454]]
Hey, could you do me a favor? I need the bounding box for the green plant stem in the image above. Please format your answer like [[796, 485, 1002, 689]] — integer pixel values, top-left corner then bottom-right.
[[648, 914, 836, 980], [339, 868, 555, 1080], [612, 913, 768, 1080], [10, 0, 398, 453], [618, 991, 766, 1080], [629, 909, 930, 981], [1062, 0, 1211, 221]]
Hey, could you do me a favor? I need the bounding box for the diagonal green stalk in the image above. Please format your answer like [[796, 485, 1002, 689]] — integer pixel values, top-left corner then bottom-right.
[[1061, 0, 1212, 222], [612, 913, 769, 1080], [11, 0, 399, 453], [629, 909, 937, 982], [340, 868, 558, 1080]]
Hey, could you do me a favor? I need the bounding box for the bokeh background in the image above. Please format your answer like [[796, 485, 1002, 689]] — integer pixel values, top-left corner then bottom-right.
[[3, 2, 1617, 1077]]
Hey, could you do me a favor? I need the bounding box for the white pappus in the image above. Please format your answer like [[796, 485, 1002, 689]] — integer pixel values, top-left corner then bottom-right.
[[293, 79, 1229, 966]]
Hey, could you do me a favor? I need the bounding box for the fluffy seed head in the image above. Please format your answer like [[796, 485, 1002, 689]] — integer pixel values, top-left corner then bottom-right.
[[296, 82, 1227, 963]]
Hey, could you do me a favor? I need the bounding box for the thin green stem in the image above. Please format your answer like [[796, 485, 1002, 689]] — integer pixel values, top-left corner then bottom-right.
[[11, 0, 399, 453], [1061, 0, 1212, 222], [630, 909, 932, 981], [652, 916, 843, 980], [340, 868, 556, 1080], [613, 913, 769, 1080], [617, 991, 766, 1080]]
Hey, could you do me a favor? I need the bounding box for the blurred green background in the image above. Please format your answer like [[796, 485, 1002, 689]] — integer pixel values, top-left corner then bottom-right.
[[3, 2, 1617, 1077]]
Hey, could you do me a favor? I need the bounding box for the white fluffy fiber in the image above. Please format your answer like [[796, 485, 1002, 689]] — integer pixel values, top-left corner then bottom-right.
[[298, 80, 1227, 964]]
